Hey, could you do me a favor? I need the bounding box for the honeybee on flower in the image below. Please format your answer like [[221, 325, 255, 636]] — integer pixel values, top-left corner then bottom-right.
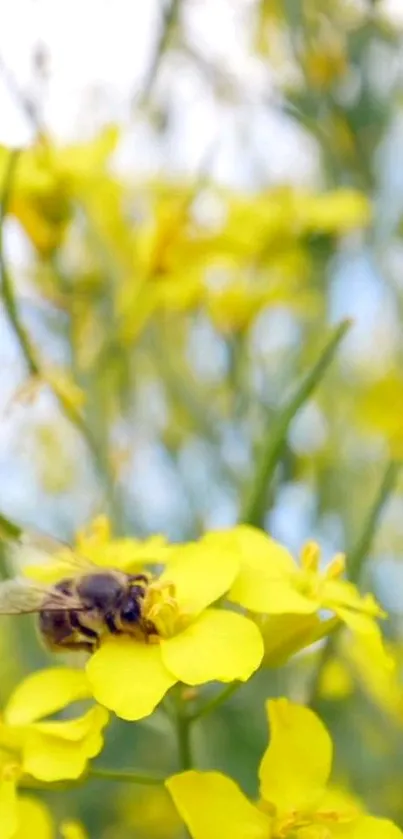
[[0, 516, 264, 721]]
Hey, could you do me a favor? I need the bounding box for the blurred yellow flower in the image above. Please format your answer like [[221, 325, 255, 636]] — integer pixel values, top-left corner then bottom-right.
[[60, 820, 88, 839], [166, 698, 403, 839], [338, 635, 403, 723], [302, 35, 347, 90], [0, 127, 118, 256], [0, 667, 108, 782], [86, 542, 263, 720], [120, 784, 182, 839], [303, 189, 371, 234], [24, 515, 170, 584], [318, 656, 353, 700], [355, 372, 403, 457]]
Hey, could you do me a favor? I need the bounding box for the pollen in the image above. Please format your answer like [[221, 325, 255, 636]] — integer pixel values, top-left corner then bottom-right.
[[142, 580, 182, 638], [324, 552, 346, 580], [1, 761, 20, 782]]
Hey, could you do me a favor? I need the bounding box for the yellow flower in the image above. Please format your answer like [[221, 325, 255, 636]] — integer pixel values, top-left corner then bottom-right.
[[120, 784, 182, 839], [24, 515, 170, 584], [0, 668, 108, 782], [166, 698, 403, 839], [355, 372, 403, 457], [1, 127, 118, 256], [303, 189, 371, 233], [86, 543, 263, 721], [60, 821, 88, 839], [204, 527, 388, 660], [0, 778, 54, 839], [335, 635, 403, 723]]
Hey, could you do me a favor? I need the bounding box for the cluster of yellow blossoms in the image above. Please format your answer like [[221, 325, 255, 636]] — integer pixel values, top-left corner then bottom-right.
[[0, 516, 399, 838]]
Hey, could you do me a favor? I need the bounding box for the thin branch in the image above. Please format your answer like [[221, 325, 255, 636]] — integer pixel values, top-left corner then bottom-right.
[[137, 0, 182, 107], [241, 319, 351, 527], [189, 681, 241, 724], [0, 149, 40, 375], [0, 150, 121, 526], [89, 766, 165, 785]]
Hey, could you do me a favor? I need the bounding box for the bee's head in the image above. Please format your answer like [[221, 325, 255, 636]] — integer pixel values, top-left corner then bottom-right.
[[119, 585, 145, 628]]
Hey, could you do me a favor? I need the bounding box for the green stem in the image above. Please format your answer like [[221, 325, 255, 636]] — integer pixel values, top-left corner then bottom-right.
[[175, 709, 193, 770], [0, 149, 40, 376], [139, 0, 182, 106], [310, 458, 401, 706], [189, 681, 241, 723], [89, 767, 165, 785], [241, 319, 351, 527], [347, 460, 401, 584]]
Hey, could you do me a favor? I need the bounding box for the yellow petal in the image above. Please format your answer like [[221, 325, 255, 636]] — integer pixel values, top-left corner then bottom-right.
[[219, 527, 313, 614], [5, 669, 92, 725], [0, 768, 18, 839], [14, 797, 53, 839], [231, 577, 315, 615], [60, 820, 88, 839], [259, 699, 332, 813], [323, 580, 383, 618], [340, 816, 403, 839], [260, 614, 339, 667], [166, 771, 269, 839], [158, 544, 240, 615], [21, 706, 109, 782], [335, 609, 393, 670], [86, 636, 175, 721], [161, 608, 263, 685]]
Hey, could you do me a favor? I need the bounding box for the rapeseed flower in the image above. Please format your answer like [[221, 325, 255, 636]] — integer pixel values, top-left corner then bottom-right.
[[86, 542, 263, 720], [166, 698, 402, 839], [22, 519, 263, 721], [0, 127, 118, 256], [0, 667, 108, 782], [204, 526, 389, 662]]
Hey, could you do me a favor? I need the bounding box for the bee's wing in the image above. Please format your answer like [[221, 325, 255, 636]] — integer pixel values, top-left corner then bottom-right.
[[0, 578, 86, 615], [8, 529, 99, 574]]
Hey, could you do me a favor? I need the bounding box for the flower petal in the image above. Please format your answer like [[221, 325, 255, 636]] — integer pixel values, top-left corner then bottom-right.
[[15, 797, 54, 839], [259, 698, 332, 813], [324, 580, 384, 618], [335, 609, 393, 670], [340, 816, 403, 839], [231, 578, 315, 615], [259, 614, 339, 667], [60, 820, 88, 839], [0, 767, 18, 839], [5, 668, 92, 725], [86, 636, 176, 721], [216, 526, 313, 614], [158, 544, 240, 615], [161, 608, 263, 685], [21, 706, 109, 782], [166, 771, 269, 839]]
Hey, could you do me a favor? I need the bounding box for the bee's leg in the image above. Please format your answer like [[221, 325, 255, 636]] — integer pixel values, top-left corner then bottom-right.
[[105, 613, 122, 634], [56, 640, 95, 653], [129, 574, 150, 588], [69, 611, 99, 642]]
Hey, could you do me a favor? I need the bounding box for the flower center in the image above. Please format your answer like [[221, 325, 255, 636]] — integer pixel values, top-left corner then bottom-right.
[[141, 580, 182, 639], [271, 808, 354, 838]]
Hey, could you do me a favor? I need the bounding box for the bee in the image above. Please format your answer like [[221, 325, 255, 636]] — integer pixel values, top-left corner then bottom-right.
[[0, 531, 155, 653]]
